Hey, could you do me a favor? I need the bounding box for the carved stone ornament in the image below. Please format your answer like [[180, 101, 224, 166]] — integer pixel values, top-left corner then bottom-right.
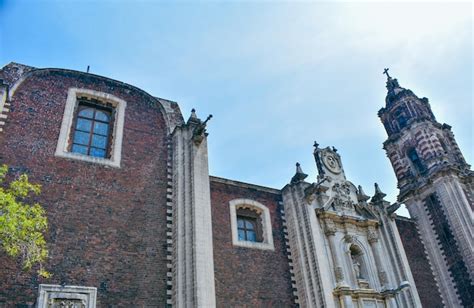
[[322, 151, 342, 174], [335, 266, 345, 282], [344, 234, 356, 243], [367, 227, 379, 243], [48, 298, 86, 308], [378, 271, 388, 284], [332, 182, 354, 210], [324, 220, 337, 236]]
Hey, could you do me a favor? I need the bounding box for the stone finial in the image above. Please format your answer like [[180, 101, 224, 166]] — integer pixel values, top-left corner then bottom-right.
[[187, 108, 200, 125], [357, 185, 370, 203], [291, 162, 308, 184], [371, 183, 387, 203], [189, 109, 213, 145]]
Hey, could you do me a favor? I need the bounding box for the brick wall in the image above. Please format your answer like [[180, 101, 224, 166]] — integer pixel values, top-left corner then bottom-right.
[[210, 178, 295, 307], [395, 217, 443, 308], [0, 69, 171, 307]]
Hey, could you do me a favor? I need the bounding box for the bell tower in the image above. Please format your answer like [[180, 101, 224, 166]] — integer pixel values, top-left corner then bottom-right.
[[378, 69, 473, 307]]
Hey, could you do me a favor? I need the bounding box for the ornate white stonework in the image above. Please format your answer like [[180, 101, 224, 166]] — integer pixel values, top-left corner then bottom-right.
[[283, 145, 422, 308]]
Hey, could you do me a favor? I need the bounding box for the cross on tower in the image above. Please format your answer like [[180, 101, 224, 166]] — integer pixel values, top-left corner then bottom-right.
[[383, 68, 391, 79]]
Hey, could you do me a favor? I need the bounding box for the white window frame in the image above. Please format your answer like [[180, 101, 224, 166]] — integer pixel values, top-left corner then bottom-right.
[[229, 198, 274, 250], [37, 284, 97, 308], [55, 88, 126, 168]]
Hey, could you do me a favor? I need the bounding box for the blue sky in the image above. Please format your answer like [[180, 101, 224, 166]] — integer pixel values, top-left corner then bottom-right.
[[1, 1, 472, 216]]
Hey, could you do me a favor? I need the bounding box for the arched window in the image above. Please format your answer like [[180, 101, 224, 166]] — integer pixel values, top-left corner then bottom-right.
[[229, 199, 274, 250], [437, 135, 448, 153], [395, 109, 408, 129], [397, 114, 407, 128], [407, 148, 425, 173]]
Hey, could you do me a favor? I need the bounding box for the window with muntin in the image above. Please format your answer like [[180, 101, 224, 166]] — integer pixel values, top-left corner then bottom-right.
[[71, 100, 113, 158]]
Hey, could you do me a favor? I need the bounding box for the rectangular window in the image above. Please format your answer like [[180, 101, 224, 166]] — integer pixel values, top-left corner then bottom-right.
[[70, 100, 113, 158], [229, 199, 275, 250], [55, 88, 127, 168], [237, 215, 258, 242]]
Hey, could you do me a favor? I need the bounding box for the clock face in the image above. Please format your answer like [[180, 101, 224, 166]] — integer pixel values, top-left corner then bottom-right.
[[322, 152, 341, 174]]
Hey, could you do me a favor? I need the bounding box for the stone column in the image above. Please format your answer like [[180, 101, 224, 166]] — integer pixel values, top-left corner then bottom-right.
[[386, 296, 398, 308], [324, 219, 345, 286], [367, 227, 388, 288], [341, 294, 354, 308]]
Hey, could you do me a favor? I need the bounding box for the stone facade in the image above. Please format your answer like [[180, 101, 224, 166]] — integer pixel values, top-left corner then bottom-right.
[[0, 62, 468, 307]]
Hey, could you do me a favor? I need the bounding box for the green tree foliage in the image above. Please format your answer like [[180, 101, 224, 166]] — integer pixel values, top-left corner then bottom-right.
[[0, 164, 50, 278]]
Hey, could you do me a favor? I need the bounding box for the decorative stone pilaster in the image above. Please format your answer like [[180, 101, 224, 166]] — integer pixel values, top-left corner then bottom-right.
[[367, 226, 388, 287], [282, 180, 334, 308], [324, 219, 345, 286], [172, 110, 216, 308]]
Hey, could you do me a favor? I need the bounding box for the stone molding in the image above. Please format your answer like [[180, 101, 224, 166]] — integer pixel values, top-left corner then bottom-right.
[[229, 198, 274, 250], [36, 284, 97, 308], [54, 88, 126, 168], [279, 203, 300, 306]]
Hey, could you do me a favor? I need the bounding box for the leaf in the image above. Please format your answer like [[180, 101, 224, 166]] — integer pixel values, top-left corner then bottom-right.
[[0, 165, 49, 277]]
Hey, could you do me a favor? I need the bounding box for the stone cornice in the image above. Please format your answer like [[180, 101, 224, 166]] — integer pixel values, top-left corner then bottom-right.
[[333, 286, 389, 300], [399, 165, 472, 201], [316, 211, 379, 228]]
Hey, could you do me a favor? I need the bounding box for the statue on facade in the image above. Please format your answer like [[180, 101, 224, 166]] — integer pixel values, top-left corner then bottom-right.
[[352, 258, 362, 279]]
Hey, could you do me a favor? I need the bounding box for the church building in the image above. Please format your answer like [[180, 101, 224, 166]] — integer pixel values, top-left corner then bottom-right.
[[0, 62, 471, 307]]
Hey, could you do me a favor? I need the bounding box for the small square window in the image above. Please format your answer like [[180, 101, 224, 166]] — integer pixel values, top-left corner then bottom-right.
[[237, 215, 258, 242], [229, 199, 274, 250]]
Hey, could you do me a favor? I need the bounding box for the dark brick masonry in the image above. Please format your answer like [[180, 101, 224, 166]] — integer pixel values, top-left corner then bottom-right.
[[0, 69, 172, 307], [395, 217, 444, 308], [210, 178, 296, 307]]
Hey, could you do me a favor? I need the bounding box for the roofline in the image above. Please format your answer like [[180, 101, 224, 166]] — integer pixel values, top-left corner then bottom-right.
[[2, 62, 184, 134], [209, 175, 281, 194]]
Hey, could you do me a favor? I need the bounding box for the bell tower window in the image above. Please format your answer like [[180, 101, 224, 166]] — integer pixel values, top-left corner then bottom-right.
[[395, 109, 408, 129], [407, 148, 425, 173]]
